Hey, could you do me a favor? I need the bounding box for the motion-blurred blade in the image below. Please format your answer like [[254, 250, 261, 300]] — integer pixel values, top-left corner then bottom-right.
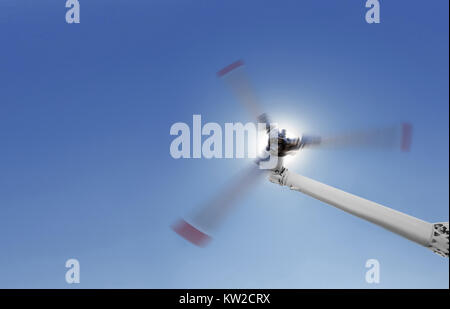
[[300, 123, 413, 152], [172, 164, 266, 246], [217, 60, 266, 123]]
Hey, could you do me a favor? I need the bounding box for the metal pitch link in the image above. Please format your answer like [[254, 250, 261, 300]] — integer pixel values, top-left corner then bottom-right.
[[268, 167, 287, 185]]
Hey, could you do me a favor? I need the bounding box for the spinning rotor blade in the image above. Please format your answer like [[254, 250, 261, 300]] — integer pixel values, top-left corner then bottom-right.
[[300, 123, 413, 152], [172, 164, 266, 246], [172, 61, 273, 247], [217, 60, 267, 124]]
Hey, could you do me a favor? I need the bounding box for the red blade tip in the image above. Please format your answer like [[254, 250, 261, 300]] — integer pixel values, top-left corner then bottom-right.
[[172, 219, 211, 247], [217, 60, 245, 77]]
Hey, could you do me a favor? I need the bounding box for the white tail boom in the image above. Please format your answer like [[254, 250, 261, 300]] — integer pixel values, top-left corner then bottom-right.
[[269, 169, 449, 257]]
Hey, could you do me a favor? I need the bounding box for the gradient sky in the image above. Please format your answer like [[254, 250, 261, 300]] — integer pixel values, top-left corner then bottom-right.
[[0, 0, 448, 288]]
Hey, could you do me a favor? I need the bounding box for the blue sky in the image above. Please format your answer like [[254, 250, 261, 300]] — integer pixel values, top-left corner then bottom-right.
[[0, 0, 448, 288]]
